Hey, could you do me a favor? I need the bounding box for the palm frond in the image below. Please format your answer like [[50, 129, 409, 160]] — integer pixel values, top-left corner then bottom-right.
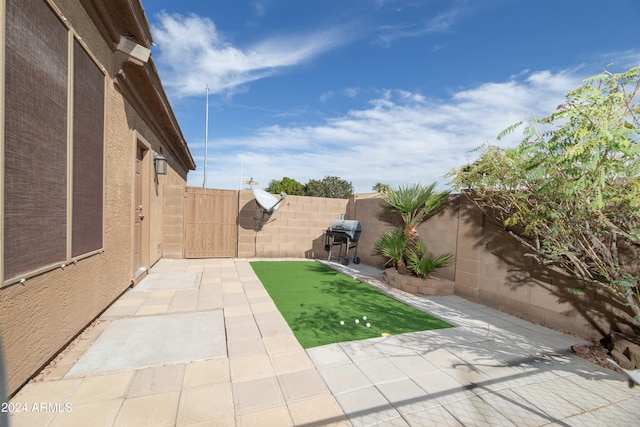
[[407, 239, 454, 278], [382, 182, 450, 228], [374, 225, 406, 266]]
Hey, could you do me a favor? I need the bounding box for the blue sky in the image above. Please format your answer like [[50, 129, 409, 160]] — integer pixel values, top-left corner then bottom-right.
[[143, 0, 640, 193]]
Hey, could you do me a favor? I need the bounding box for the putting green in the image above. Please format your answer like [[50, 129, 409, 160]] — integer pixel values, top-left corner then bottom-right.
[[250, 261, 453, 348]]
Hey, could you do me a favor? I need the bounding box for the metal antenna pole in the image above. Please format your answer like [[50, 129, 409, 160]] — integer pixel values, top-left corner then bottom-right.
[[204, 85, 209, 188]]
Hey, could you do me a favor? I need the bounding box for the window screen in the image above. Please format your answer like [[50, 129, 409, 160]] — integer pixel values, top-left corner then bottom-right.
[[72, 40, 104, 257], [4, 0, 69, 281]]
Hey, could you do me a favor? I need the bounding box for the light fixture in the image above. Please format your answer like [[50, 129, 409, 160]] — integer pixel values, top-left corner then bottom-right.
[[154, 154, 168, 175], [116, 36, 151, 64]]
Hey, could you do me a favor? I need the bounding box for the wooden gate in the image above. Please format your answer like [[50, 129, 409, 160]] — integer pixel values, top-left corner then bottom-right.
[[183, 187, 238, 258]]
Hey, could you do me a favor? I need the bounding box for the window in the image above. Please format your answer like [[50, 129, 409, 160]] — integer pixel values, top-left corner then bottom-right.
[[72, 40, 104, 257], [3, 0, 105, 283], [4, 0, 69, 281]]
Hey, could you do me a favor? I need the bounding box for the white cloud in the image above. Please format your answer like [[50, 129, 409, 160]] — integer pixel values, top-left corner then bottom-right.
[[151, 13, 350, 97], [320, 87, 360, 102], [343, 87, 360, 98], [251, 1, 268, 17], [376, 8, 463, 47], [320, 91, 335, 103], [190, 70, 583, 192]]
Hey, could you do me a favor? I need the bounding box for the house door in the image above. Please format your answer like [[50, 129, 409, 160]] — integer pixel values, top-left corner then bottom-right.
[[134, 145, 148, 278]]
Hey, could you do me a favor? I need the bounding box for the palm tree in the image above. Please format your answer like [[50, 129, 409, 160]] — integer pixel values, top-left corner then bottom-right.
[[374, 225, 406, 270], [406, 238, 454, 278], [372, 182, 390, 193], [382, 183, 450, 270]]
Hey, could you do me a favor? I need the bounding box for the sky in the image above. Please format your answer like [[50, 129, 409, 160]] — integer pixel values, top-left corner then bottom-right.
[[142, 0, 640, 193]]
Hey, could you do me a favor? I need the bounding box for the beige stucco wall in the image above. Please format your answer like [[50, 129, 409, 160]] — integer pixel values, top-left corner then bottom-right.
[[0, 0, 189, 395], [125, 113, 190, 268]]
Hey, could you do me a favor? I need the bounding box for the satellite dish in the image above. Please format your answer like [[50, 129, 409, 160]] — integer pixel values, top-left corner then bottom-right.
[[253, 189, 286, 212]]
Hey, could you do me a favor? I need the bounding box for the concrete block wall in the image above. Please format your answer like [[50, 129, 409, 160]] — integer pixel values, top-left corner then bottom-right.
[[344, 193, 395, 268], [237, 190, 348, 259], [348, 193, 631, 340], [163, 185, 186, 258], [449, 195, 631, 341], [346, 193, 457, 281], [173, 189, 630, 341], [415, 197, 459, 282]]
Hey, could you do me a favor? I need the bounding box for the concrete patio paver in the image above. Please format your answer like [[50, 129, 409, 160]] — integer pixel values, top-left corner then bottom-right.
[[128, 364, 185, 397], [8, 257, 640, 426], [66, 311, 226, 377]]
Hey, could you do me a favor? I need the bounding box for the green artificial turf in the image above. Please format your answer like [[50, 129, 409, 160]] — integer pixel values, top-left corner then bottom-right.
[[250, 261, 453, 348]]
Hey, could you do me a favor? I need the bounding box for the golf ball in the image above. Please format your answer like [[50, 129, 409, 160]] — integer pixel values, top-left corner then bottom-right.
[[363, 316, 367, 320], [355, 319, 359, 324], [366, 323, 371, 328], [340, 320, 344, 325]]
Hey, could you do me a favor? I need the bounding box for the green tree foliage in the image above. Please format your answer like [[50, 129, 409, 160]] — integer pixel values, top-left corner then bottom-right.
[[448, 66, 640, 320], [264, 177, 305, 195], [372, 182, 391, 193], [304, 176, 353, 199]]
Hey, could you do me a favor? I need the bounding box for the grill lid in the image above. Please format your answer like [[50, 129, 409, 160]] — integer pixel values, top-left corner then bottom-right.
[[329, 220, 361, 240]]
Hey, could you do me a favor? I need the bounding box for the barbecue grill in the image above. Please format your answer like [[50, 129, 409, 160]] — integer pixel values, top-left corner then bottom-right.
[[324, 220, 361, 265]]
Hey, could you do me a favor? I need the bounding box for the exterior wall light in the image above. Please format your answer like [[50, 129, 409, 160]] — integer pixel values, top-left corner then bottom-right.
[[116, 36, 150, 64], [154, 154, 168, 175]]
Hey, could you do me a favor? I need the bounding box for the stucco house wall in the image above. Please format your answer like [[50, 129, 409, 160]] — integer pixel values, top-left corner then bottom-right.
[[0, 0, 194, 395]]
